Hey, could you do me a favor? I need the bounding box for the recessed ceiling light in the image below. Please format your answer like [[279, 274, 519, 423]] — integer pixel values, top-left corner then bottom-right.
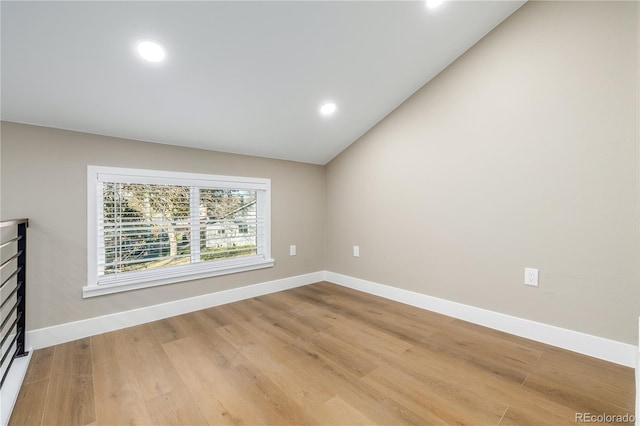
[[137, 40, 166, 63], [320, 102, 337, 116], [426, 0, 445, 9]]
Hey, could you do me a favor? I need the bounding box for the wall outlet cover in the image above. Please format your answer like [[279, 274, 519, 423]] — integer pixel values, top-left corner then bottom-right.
[[524, 267, 539, 286]]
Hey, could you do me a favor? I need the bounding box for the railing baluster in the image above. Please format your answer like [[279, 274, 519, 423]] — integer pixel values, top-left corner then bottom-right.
[[0, 218, 29, 390], [16, 222, 27, 357]]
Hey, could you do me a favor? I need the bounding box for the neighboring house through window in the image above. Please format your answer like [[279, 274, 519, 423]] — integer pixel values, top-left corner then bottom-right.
[[84, 166, 273, 297]]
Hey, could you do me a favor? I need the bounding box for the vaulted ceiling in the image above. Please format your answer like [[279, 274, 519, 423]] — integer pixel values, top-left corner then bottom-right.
[[1, 1, 524, 164]]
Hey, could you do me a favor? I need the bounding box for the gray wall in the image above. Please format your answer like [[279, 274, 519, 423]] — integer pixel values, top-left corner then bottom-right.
[[0, 122, 325, 330], [1, 1, 638, 346], [325, 1, 639, 344]]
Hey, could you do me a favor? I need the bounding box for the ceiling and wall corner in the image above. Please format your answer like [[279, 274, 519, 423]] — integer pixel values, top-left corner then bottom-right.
[[0, 0, 524, 165]]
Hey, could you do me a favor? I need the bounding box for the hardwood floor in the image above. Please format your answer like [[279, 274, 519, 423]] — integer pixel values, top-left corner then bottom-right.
[[9, 282, 635, 425]]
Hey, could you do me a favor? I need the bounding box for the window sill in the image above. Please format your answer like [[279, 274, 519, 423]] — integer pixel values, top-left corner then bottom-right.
[[82, 258, 275, 298]]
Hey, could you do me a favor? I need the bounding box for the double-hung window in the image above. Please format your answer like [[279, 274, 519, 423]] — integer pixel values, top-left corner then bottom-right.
[[84, 166, 273, 297]]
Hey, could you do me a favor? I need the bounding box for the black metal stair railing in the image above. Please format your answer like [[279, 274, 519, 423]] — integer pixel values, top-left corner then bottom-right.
[[0, 219, 29, 389]]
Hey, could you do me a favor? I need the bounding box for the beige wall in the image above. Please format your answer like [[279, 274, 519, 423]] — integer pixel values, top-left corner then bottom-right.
[[326, 1, 639, 344], [0, 122, 325, 330], [1, 1, 637, 346]]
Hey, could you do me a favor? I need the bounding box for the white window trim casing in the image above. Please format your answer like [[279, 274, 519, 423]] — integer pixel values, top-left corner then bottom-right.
[[84, 165, 274, 298]]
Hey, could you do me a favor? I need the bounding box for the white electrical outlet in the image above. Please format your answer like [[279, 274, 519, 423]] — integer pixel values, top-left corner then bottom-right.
[[353, 245, 360, 257], [290, 245, 296, 256], [524, 268, 538, 286]]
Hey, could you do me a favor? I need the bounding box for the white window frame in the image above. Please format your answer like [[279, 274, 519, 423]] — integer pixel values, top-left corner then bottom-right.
[[84, 165, 274, 298]]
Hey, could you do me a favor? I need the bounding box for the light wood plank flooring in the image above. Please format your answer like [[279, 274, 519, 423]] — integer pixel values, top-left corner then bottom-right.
[[9, 282, 635, 425]]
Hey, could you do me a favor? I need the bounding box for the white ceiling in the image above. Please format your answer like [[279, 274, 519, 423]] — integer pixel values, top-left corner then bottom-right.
[[1, 1, 524, 165]]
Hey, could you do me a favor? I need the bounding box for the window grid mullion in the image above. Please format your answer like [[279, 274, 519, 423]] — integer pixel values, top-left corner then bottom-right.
[[256, 190, 265, 256], [190, 186, 201, 264]]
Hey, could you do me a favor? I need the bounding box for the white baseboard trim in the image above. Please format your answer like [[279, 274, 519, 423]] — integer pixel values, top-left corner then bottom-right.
[[27, 271, 324, 350], [325, 271, 637, 368], [23, 269, 637, 368], [1, 351, 32, 426], [636, 318, 639, 426]]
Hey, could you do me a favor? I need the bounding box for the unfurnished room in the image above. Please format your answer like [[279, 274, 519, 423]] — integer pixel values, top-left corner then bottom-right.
[[0, 0, 638, 425]]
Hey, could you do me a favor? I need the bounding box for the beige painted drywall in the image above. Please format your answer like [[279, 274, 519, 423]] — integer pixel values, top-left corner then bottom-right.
[[1, 1, 638, 347], [326, 1, 639, 344], [0, 122, 325, 330]]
